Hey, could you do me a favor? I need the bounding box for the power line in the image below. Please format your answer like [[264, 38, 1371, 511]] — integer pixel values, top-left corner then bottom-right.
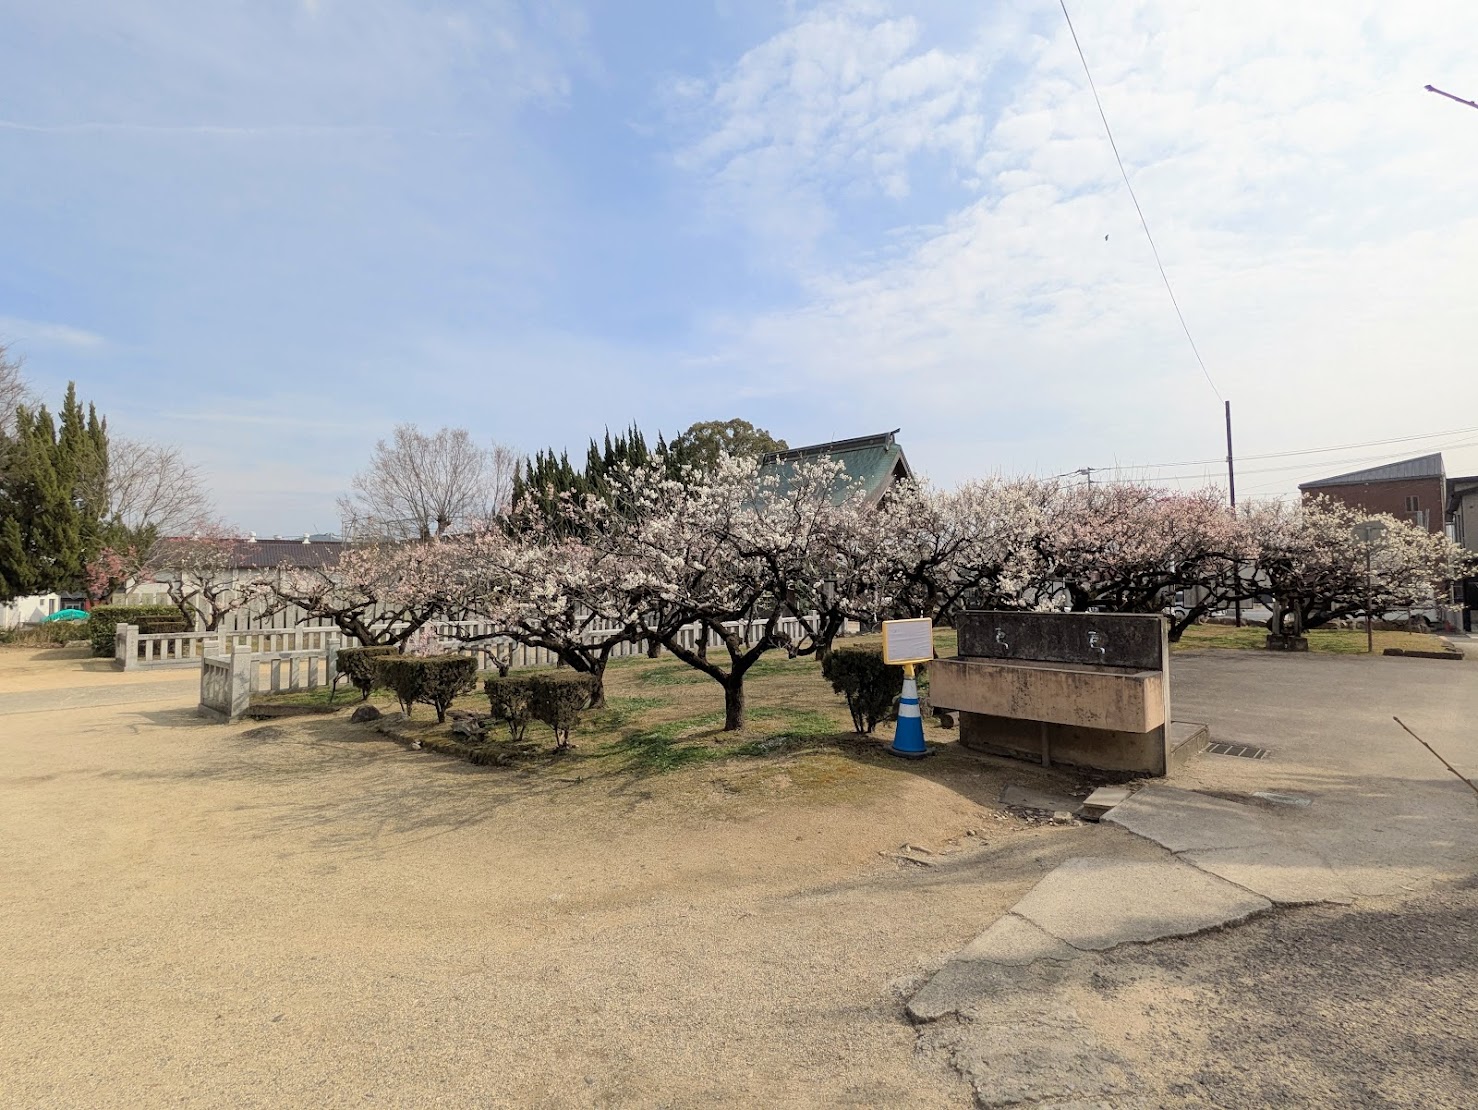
[[1123, 438, 1478, 484], [1059, 0, 1222, 402], [1116, 424, 1478, 471]]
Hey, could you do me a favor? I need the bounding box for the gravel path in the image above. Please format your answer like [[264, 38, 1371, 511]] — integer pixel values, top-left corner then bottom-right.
[[0, 654, 1150, 1108]]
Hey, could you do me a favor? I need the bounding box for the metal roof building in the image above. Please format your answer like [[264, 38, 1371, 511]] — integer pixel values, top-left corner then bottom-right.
[[1298, 453, 1445, 489], [759, 429, 913, 507]]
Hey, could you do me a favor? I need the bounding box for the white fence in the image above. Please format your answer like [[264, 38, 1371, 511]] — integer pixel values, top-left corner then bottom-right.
[[431, 612, 823, 673], [199, 646, 338, 724]]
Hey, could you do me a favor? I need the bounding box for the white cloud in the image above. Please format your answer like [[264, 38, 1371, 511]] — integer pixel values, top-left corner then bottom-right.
[[674, 0, 1478, 493], [0, 317, 106, 350]]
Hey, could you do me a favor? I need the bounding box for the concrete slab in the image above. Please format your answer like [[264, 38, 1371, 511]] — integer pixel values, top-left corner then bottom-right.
[[907, 959, 1028, 1023], [932, 1004, 1141, 1109], [1104, 784, 1278, 852], [1011, 857, 1272, 950], [1181, 844, 1355, 906], [956, 912, 1083, 966], [1000, 783, 1083, 815], [1080, 785, 1133, 820]]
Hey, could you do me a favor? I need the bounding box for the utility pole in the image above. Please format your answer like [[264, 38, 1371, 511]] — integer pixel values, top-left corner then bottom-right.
[[1226, 400, 1241, 628], [1425, 84, 1478, 112]]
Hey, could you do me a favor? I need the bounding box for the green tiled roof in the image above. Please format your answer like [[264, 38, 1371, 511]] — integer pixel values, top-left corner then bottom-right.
[[759, 430, 913, 506]]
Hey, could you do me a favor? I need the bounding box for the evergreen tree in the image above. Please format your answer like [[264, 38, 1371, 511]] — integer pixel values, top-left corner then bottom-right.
[[0, 382, 110, 601]]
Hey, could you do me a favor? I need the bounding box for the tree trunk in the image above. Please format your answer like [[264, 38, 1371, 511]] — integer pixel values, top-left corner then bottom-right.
[[588, 666, 607, 709], [722, 677, 745, 732]]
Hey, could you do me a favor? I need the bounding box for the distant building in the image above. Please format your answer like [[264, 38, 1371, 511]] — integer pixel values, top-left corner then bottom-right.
[[1447, 475, 1478, 551], [760, 429, 914, 507], [113, 534, 345, 631], [220, 535, 344, 572], [1446, 475, 1478, 629], [2, 592, 86, 629], [1298, 453, 1446, 534]]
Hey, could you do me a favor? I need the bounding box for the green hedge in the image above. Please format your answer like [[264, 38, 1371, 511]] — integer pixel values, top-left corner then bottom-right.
[[374, 654, 479, 723], [821, 646, 918, 734], [334, 645, 401, 701], [529, 671, 596, 749], [87, 605, 182, 657], [485, 674, 536, 741]]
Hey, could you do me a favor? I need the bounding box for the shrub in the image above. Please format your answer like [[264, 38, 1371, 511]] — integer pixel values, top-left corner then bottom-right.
[[374, 654, 478, 723], [334, 645, 401, 701], [529, 672, 596, 749], [485, 674, 536, 741], [821, 646, 917, 734], [87, 605, 181, 657], [0, 619, 90, 647]]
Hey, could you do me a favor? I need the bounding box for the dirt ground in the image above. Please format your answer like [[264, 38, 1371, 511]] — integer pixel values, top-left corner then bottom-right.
[[0, 646, 1156, 1108]]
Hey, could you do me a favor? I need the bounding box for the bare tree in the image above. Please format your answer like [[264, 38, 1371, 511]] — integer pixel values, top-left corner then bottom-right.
[[150, 527, 247, 630], [339, 424, 517, 541], [106, 437, 215, 537], [0, 341, 34, 437]]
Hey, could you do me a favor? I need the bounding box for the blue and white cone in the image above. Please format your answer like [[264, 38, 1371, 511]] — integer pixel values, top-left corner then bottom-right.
[[889, 675, 931, 759]]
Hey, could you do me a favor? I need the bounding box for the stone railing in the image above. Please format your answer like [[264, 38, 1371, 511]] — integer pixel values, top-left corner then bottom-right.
[[117, 623, 341, 671], [199, 645, 339, 724], [115, 624, 225, 671], [215, 628, 342, 655]]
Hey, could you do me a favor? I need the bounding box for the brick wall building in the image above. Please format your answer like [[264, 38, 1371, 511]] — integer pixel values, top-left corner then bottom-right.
[[1298, 453, 1446, 534]]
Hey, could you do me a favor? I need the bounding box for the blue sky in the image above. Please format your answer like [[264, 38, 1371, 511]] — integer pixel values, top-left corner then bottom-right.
[[4, 1, 1478, 533]]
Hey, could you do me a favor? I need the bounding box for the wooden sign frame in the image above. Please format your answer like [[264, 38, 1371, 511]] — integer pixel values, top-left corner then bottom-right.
[[881, 618, 934, 666]]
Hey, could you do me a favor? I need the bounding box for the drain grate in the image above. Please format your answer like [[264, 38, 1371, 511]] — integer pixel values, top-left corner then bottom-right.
[[1205, 741, 1270, 760]]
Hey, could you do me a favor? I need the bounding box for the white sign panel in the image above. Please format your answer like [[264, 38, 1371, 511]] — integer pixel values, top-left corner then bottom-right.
[[882, 618, 934, 665]]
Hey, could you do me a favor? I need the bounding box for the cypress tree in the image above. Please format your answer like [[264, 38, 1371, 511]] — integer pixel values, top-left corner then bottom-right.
[[0, 382, 110, 601]]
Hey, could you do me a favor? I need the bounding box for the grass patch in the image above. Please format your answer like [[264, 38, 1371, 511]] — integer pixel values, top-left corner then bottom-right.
[[1174, 623, 1450, 655], [587, 695, 670, 731], [637, 666, 705, 687], [253, 683, 386, 708], [603, 713, 729, 772], [399, 633, 934, 780]]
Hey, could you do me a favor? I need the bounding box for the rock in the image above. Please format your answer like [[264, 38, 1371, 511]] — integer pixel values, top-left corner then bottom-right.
[[450, 718, 485, 741], [350, 705, 382, 723], [1052, 811, 1074, 825]]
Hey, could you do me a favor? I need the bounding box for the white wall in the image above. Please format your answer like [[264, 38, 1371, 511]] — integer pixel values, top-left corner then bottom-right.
[[1, 593, 61, 629]]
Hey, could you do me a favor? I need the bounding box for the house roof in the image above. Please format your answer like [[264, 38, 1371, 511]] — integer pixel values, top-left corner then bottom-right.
[[156, 536, 345, 571], [759, 429, 913, 507], [229, 539, 343, 570], [1446, 474, 1478, 514], [1299, 452, 1445, 490]]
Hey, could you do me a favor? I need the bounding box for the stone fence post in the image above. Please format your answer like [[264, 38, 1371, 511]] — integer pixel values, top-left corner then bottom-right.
[[228, 651, 253, 722], [115, 623, 140, 671]]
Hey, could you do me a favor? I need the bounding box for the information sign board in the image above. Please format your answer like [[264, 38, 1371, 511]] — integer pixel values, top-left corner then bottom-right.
[[881, 618, 934, 666]]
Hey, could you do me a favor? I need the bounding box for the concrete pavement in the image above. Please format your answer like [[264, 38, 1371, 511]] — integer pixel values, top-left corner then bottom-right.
[[907, 648, 1478, 1106]]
